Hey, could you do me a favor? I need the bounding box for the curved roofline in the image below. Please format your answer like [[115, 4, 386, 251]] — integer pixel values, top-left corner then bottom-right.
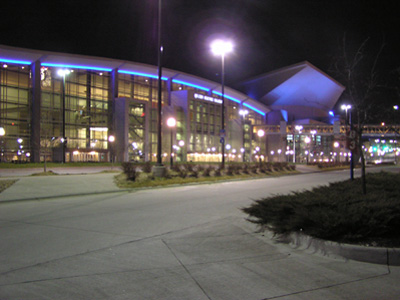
[[0, 44, 269, 116], [242, 61, 345, 90]]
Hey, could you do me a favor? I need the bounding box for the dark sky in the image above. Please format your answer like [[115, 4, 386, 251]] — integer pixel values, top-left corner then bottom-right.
[[1, 0, 399, 87]]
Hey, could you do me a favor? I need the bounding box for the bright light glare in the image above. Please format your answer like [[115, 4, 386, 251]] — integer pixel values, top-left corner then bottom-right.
[[57, 69, 71, 77], [341, 104, 352, 111], [167, 117, 176, 127], [211, 40, 233, 56]]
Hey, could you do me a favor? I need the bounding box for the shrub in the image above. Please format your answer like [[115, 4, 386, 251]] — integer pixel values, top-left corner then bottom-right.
[[184, 163, 194, 172], [121, 162, 138, 181], [242, 164, 250, 174], [203, 166, 214, 177], [226, 164, 235, 176], [215, 167, 222, 177], [142, 161, 152, 173], [179, 168, 188, 178], [250, 164, 259, 174], [196, 165, 204, 172], [190, 169, 199, 178], [242, 172, 400, 247], [171, 163, 181, 172]]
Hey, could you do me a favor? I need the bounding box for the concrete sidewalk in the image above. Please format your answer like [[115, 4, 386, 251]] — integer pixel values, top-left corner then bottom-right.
[[0, 172, 124, 202]]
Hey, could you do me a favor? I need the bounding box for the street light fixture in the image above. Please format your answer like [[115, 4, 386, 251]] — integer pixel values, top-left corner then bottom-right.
[[0, 127, 4, 162], [257, 129, 264, 164], [239, 109, 249, 162], [167, 117, 176, 167], [211, 39, 233, 169], [293, 125, 303, 163], [341, 104, 352, 125], [341, 104, 354, 179]]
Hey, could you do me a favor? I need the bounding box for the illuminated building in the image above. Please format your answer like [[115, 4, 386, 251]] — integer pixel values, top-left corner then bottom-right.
[[1, 45, 353, 163]]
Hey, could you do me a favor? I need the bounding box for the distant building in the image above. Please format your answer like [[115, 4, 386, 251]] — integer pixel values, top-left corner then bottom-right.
[[1, 44, 371, 164]]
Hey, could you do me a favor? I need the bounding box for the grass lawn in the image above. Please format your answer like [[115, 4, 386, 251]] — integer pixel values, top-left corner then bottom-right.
[[242, 171, 400, 247], [0, 179, 18, 193]]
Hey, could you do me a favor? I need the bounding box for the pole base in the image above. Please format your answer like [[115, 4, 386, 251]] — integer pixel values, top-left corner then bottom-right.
[[152, 165, 166, 178]]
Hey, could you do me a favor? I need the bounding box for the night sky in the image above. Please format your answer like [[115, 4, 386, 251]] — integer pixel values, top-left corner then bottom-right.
[[1, 0, 399, 92]]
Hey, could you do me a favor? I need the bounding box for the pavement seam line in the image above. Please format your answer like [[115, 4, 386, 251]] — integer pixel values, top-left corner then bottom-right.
[[161, 239, 213, 300], [259, 272, 391, 300]]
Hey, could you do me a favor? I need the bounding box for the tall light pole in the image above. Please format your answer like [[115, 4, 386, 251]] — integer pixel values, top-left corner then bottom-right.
[[156, 0, 164, 172], [239, 109, 248, 162], [342, 104, 353, 180], [304, 136, 311, 164], [0, 127, 5, 162], [167, 117, 176, 167], [293, 125, 303, 163], [108, 135, 115, 169], [211, 39, 233, 169], [257, 129, 265, 165], [58, 69, 70, 164]]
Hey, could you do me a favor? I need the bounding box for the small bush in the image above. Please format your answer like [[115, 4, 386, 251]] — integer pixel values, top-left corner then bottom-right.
[[250, 164, 259, 174], [226, 164, 236, 176], [179, 169, 188, 178], [142, 161, 152, 173], [215, 167, 222, 177], [171, 164, 181, 172], [242, 164, 250, 174], [196, 165, 204, 173], [121, 162, 138, 181], [190, 169, 199, 178], [184, 163, 194, 172], [203, 166, 214, 177]]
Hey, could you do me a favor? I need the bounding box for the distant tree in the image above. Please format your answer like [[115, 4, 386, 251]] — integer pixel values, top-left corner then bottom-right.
[[40, 109, 61, 172], [330, 34, 385, 194]]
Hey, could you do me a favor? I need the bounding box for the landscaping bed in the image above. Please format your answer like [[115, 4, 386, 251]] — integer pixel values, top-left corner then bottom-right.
[[115, 162, 297, 189], [242, 171, 400, 247]]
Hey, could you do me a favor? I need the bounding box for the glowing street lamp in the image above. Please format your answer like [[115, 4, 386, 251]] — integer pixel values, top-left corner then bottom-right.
[[239, 109, 248, 162], [211, 39, 233, 169], [257, 129, 264, 164], [341, 104, 352, 125], [167, 117, 176, 167]]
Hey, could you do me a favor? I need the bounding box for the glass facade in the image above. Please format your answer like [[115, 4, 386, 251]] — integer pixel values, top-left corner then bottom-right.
[[0, 49, 273, 164], [0, 63, 31, 162], [40, 67, 111, 162]]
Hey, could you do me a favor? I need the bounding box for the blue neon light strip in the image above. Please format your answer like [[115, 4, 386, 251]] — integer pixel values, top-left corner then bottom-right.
[[212, 91, 265, 116], [118, 70, 168, 80], [172, 79, 210, 92], [42, 62, 112, 72], [0, 58, 32, 65], [212, 91, 241, 104], [243, 102, 266, 116]]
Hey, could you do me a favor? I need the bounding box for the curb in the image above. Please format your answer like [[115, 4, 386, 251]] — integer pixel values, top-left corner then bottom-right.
[[276, 231, 400, 266]]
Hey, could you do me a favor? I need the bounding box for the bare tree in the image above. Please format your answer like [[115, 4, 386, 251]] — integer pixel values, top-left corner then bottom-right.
[[40, 109, 61, 172], [331, 34, 385, 194]]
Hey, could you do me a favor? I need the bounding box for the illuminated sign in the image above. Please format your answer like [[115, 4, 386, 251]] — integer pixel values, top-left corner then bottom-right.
[[194, 93, 222, 104]]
